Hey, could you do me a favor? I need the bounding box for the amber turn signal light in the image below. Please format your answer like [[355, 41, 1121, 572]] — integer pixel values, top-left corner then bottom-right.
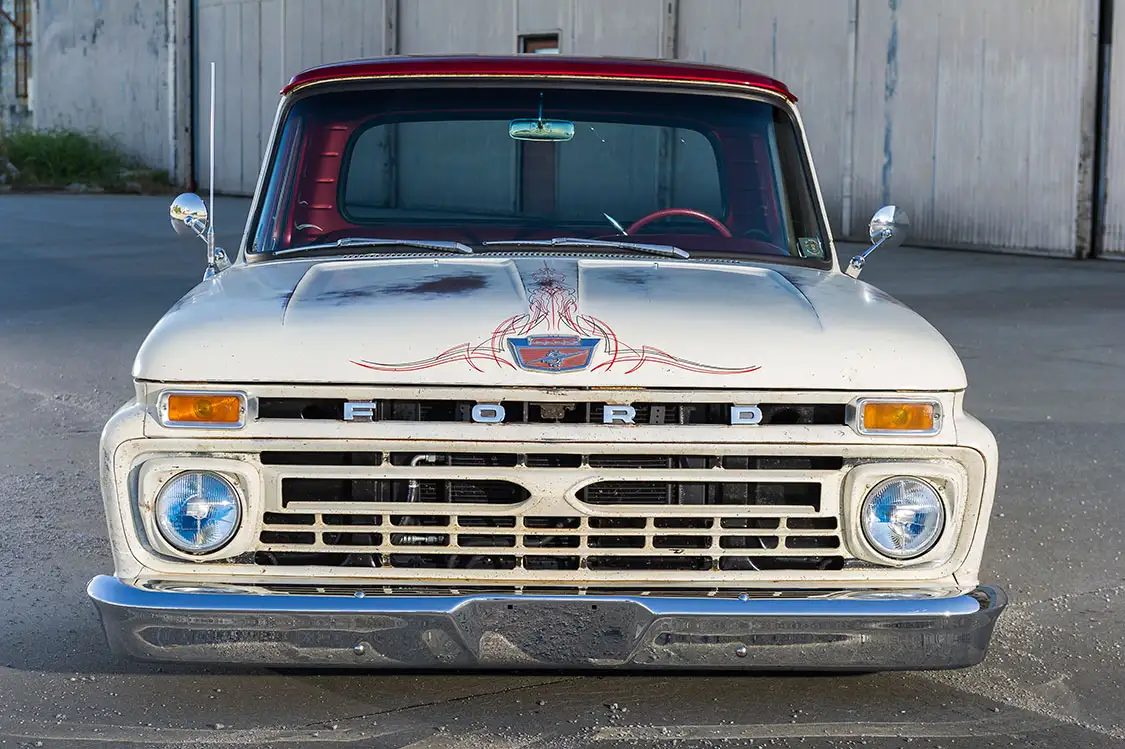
[[165, 393, 244, 425], [860, 401, 937, 433]]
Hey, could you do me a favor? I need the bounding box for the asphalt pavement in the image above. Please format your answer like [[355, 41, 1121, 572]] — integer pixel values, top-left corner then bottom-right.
[[1, 194, 1123, 748]]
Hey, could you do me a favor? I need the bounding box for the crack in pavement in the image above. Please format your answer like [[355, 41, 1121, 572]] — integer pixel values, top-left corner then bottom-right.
[[300, 676, 582, 730], [1013, 580, 1125, 608], [0, 721, 399, 745], [592, 715, 1059, 741]]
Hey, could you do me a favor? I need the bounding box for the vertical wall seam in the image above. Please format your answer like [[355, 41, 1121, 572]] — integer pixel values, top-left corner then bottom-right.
[[167, 0, 176, 179], [841, 0, 859, 238], [662, 0, 680, 59], [1075, 0, 1102, 258], [881, 0, 899, 209], [1092, 0, 1115, 257]]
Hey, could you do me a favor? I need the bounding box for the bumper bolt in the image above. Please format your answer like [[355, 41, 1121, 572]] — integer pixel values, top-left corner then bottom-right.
[[738, 593, 749, 602], [735, 646, 748, 658], [353, 643, 366, 656]]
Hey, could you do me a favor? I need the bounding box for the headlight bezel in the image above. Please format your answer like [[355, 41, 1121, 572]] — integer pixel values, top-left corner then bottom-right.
[[154, 470, 243, 555], [859, 476, 946, 560], [136, 457, 260, 561], [842, 462, 967, 568]]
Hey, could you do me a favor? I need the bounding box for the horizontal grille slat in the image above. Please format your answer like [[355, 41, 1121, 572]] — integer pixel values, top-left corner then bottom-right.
[[577, 481, 821, 509], [282, 478, 528, 506]]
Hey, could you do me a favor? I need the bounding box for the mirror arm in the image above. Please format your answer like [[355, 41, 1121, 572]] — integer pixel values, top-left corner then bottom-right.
[[183, 216, 208, 243], [845, 230, 893, 279]]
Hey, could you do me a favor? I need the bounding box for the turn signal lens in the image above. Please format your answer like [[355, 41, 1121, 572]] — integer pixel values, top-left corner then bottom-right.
[[860, 401, 937, 433], [165, 393, 244, 425]]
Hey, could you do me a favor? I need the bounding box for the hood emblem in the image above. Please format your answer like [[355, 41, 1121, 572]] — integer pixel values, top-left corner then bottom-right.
[[508, 335, 601, 373]]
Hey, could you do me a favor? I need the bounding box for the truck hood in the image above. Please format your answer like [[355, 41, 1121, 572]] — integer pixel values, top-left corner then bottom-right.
[[133, 256, 966, 390]]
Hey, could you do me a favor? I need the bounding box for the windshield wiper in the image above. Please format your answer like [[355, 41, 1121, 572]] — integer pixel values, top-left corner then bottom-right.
[[274, 237, 474, 256], [481, 237, 689, 259]]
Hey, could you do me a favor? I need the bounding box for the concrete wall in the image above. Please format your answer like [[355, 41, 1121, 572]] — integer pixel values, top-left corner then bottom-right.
[[31, 0, 183, 176]]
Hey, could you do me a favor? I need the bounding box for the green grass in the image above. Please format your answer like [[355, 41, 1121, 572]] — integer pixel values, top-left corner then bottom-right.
[[0, 128, 174, 193]]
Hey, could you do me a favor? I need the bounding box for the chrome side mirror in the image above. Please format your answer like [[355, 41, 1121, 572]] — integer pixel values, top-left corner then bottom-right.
[[170, 192, 230, 278], [845, 206, 910, 278], [170, 193, 209, 239]]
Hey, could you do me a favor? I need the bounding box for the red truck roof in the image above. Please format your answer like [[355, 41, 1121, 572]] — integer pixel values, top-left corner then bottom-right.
[[282, 55, 796, 101]]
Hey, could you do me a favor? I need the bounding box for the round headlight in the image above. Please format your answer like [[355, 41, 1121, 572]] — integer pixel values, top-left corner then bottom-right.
[[860, 477, 945, 560], [155, 471, 241, 554]]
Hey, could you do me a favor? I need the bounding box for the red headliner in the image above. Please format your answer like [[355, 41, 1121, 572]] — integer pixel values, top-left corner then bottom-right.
[[282, 55, 796, 101]]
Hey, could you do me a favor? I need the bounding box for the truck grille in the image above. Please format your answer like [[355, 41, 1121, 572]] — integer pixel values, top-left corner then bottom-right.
[[252, 449, 849, 581]]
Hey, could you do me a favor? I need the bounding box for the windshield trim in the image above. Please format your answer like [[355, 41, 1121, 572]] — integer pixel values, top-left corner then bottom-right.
[[240, 80, 836, 273]]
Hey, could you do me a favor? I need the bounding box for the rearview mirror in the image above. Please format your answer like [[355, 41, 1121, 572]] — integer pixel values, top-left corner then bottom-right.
[[845, 205, 910, 278], [509, 118, 575, 142], [170, 193, 209, 239]]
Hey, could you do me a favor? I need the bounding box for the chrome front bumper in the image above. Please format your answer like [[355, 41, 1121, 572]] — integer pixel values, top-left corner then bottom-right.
[[87, 576, 1006, 671]]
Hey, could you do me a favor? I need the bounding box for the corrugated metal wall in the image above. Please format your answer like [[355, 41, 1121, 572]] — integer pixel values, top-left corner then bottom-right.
[[191, 0, 1103, 257], [1100, 0, 1125, 256], [678, 0, 1100, 255], [848, 0, 1099, 256], [399, 0, 668, 57], [677, 1, 856, 236], [197, 0, 395, 195]]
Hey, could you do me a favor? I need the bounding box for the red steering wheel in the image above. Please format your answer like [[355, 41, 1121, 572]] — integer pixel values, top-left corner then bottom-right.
[[627, 208, 732, 237]]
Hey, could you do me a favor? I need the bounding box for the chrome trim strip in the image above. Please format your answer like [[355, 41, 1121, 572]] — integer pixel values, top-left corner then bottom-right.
[[850, 397, 943, 437], [88, 576, 1006, 670], [155, 390, 249, 430]]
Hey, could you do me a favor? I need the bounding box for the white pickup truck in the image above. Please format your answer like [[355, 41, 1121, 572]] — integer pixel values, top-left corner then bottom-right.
[[87, 54, 1006, 671]]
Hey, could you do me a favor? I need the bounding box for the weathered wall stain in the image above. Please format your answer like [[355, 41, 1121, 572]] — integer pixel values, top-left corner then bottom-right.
[[33, 0, 171, 171]]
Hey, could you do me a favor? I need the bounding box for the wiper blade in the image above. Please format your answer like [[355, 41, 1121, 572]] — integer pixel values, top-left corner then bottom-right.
[[481, 237, 689, 259], [274, 237, 474, 256]]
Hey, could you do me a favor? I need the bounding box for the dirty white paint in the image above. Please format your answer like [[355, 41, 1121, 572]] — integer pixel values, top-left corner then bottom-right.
[[31, 0, 173, 173]]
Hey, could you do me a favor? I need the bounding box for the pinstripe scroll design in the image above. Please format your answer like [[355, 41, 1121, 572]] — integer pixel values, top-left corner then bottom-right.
[[352, 264, 760, 375]]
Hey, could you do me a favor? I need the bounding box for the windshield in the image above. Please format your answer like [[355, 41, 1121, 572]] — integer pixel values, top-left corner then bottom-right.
[[250, 86, 829, 264]]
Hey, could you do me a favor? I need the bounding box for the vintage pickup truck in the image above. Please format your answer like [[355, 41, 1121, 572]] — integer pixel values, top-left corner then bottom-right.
[[87, 55, 1006, 671]]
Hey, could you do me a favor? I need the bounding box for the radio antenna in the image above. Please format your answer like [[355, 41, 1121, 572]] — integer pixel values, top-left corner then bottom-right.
[[206, 61, 217, 274]]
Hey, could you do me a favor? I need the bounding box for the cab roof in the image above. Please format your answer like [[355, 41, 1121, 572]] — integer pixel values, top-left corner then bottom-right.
[[282, 54, 796, 101]]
